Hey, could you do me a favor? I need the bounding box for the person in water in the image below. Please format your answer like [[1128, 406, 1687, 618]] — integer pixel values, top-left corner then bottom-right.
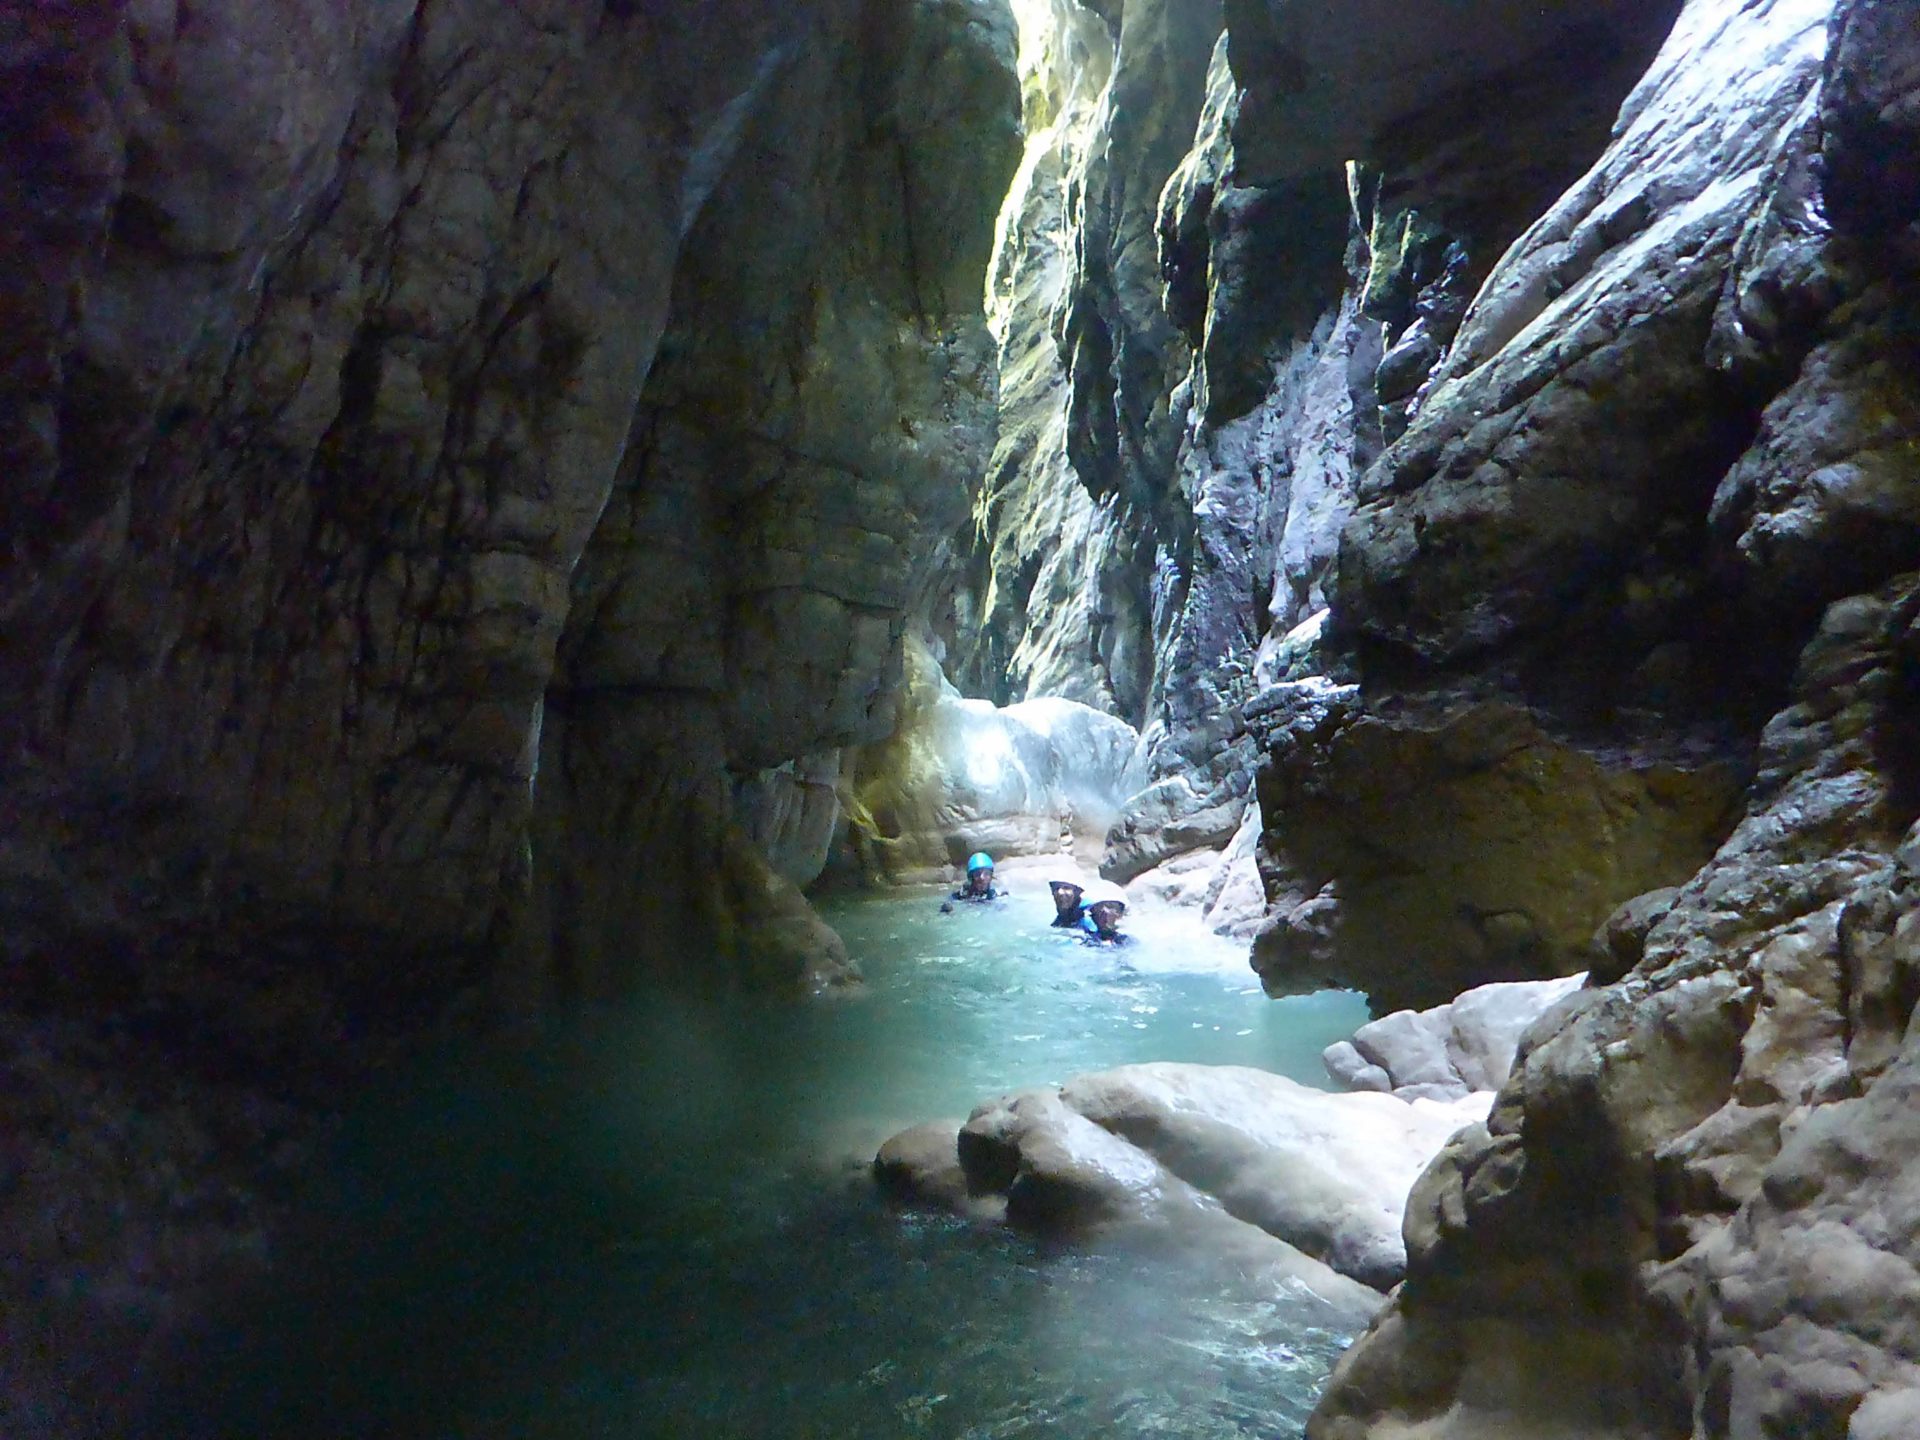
[[1078, 879, 1132, 946], [944, 851, 1003, 907], [1048, 870, 1088, 929]]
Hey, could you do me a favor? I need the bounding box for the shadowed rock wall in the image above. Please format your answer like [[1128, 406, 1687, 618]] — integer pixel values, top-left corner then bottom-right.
[[1, 0, 1018, 1010], [0, 1, 1019, 1428], [526, 0, 1020, 1000]]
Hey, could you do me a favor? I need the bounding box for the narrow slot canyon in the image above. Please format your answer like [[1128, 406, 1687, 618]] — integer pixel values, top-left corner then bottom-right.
[[4, 1, 1920, 1437]]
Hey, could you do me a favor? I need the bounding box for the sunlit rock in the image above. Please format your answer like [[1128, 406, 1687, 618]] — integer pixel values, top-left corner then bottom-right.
[[1321, 1043, 1392, 1095], [1124, 795, 1271, 936], [1333, 0, 1836, 675], [1322, 974, 1589, 1100], [1298, 1, 1920, 1428], [848, 639, 1143, 873], [1103, 771, 1251, 882]]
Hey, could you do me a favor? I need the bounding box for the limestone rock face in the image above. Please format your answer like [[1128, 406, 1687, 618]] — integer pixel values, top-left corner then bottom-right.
[[1312, 575, 1920, 1440], [1253, 690, 1742, 1011], [733, 751, 847, 889], [529, 0, 1022, 997], [848, 639, 1143, 873], [1253, 0, 1860, 1013], [930, 0, 1372, 906], [909, 0, 1652, 937], [1710, 281, 1920, 621], [952, 0, 1676, 911], [3, 0, 1019, 1001], [936, 0, 1223, 720], [1337, 0, 1834, 679], [0, 1, 1021, 1427], [1225, 0, 1683, 239], [1303, 0, 1920, 1427], [877, 1061, 1490, 1302], [1124, 795, 1271, 937]]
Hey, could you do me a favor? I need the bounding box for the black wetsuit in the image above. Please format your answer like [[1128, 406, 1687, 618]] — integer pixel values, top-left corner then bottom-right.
[[948, 884, 1002, 903], [1051, 906, 1086, 929]]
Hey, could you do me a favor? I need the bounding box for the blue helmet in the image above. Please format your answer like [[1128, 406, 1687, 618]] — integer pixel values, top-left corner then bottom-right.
[[966, 851, 994, 874]]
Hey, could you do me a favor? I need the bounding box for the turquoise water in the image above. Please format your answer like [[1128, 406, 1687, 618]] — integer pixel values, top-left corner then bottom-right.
[[156, 890, 1370, 1438]]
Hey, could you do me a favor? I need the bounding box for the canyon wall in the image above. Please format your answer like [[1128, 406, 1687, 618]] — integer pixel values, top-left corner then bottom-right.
[[948, 0, 1711, 954], [948, 5, 1920, 1429], [3, 0, 1017, 1008], [1301, 0, 1920, 1434], [0, 2, 1019, 1429], [8, 0, 1920, 1432], [1, 0, 1027, 1012]]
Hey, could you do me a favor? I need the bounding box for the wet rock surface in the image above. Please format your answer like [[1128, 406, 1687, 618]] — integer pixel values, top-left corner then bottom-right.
[[5, 0, 1020, 991], [1253, 690, 1741, 1012], [7, 0, 1920, 1430], [1312, 573, 1920, 1440], [876, 1061, 1489, 1306], [847, 639, 1142, 874], [1124, 798, 1270, 938], [932, 0, 1222, 723]]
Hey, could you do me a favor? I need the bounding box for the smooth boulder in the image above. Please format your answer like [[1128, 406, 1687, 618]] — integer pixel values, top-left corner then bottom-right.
[[1328, 974, 1588, 1100], [876, 1061, 1489, 1304]]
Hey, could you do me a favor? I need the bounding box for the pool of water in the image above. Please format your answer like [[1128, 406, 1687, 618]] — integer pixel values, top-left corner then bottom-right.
[[155, 889, 1371, 1438]]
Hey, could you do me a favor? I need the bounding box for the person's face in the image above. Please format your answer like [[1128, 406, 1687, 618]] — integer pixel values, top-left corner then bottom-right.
[[1090, 902, 1123, 935], [1051, 883, 1083, 916], [970, 868, 994, 893]]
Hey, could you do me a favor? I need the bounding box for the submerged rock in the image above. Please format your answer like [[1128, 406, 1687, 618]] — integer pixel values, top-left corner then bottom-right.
[[876, 1061, 1489, 1303]]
